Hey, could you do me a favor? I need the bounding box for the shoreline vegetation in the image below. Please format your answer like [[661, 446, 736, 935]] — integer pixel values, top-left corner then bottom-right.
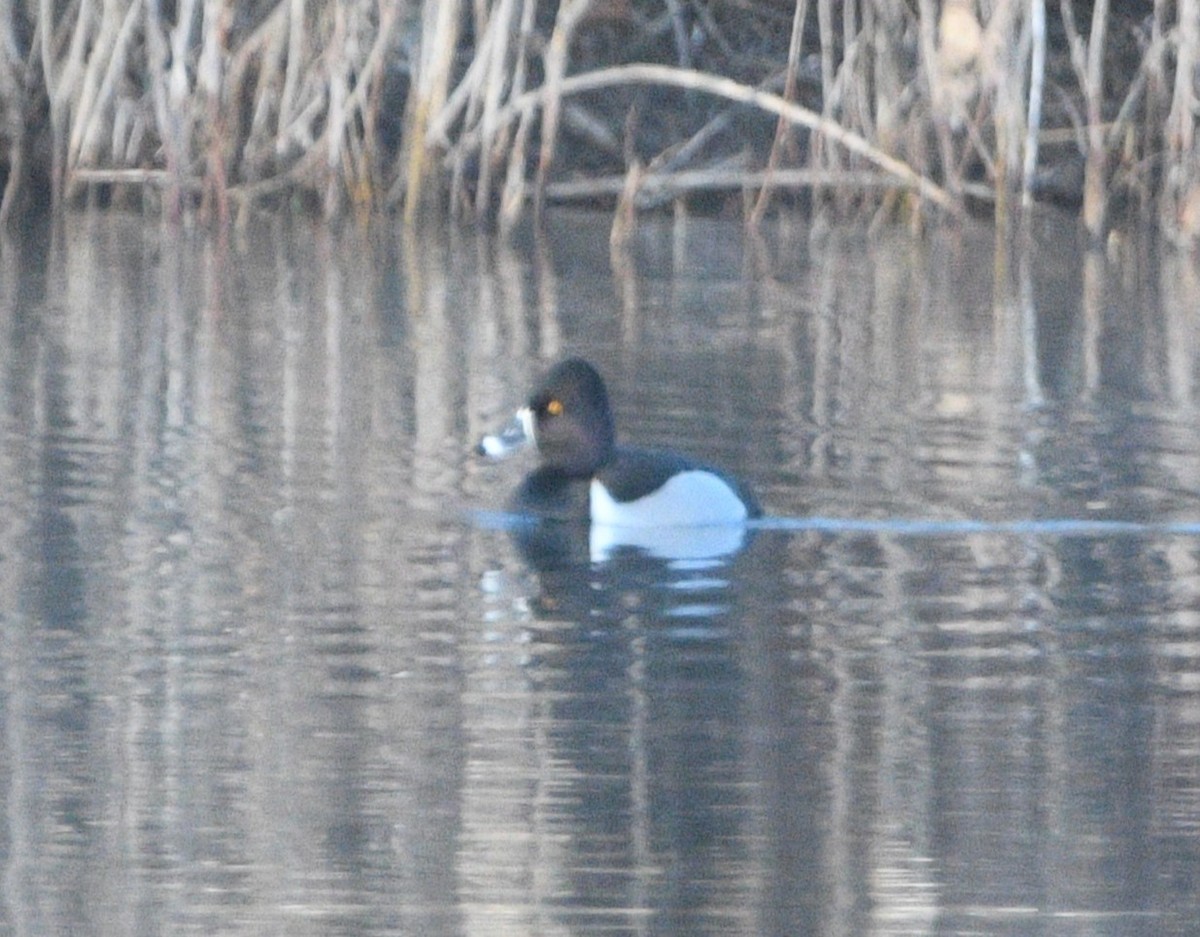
[[0, 1, 1195, 241]]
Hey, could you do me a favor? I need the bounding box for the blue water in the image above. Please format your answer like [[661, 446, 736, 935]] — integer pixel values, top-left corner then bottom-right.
[[0, 209, 1197, 935], [479, 508, 1200, 537]]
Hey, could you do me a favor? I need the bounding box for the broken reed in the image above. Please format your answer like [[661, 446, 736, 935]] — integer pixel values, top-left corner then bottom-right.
[[0, 0, 1197, 241]]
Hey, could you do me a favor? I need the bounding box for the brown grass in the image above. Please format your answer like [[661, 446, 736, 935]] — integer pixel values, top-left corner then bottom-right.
[[0, 1, 1195, 240]]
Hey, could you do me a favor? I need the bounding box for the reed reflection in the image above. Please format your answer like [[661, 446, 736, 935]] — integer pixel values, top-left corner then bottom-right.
[[0, 211, 1194, 936]]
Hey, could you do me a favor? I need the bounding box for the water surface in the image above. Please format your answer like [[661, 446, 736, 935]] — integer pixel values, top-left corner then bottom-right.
[[0, 209, 1198, 935]]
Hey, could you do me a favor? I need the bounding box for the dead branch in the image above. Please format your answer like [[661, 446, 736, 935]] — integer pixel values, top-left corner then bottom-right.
[[446, 62, 962, 215]]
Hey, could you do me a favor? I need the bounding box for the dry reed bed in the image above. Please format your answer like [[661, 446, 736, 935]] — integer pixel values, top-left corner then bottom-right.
[[0, 1, 1195, 241]]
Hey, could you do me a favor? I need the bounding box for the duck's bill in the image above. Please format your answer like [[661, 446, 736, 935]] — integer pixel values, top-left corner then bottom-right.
[[477, 407, 535, 460]]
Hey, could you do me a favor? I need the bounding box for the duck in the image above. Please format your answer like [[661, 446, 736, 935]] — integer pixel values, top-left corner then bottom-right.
[[478, 357, 760, 527]]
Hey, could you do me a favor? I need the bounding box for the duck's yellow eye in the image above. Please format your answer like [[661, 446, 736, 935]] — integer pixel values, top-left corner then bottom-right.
[[546, 398, 564, 416]]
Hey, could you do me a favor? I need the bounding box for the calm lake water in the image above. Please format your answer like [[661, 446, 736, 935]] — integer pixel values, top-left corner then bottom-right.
[[1, 207, 1198, 936]]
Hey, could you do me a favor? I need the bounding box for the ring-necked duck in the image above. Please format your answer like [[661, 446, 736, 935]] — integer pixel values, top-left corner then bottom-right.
[[478, 358, 761, 526]]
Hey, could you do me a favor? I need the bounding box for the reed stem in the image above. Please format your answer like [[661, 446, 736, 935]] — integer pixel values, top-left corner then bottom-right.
[[0, 0, 1190, 240]]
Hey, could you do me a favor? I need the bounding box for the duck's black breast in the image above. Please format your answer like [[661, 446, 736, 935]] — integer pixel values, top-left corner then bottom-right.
[[510, 466, 591, 520]]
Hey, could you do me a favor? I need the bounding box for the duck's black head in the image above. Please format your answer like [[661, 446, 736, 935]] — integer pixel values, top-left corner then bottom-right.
[[526, 357, 616, 476]]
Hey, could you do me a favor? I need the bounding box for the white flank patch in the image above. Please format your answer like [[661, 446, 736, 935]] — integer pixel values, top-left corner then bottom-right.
[[589, 471, 748, 528]]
